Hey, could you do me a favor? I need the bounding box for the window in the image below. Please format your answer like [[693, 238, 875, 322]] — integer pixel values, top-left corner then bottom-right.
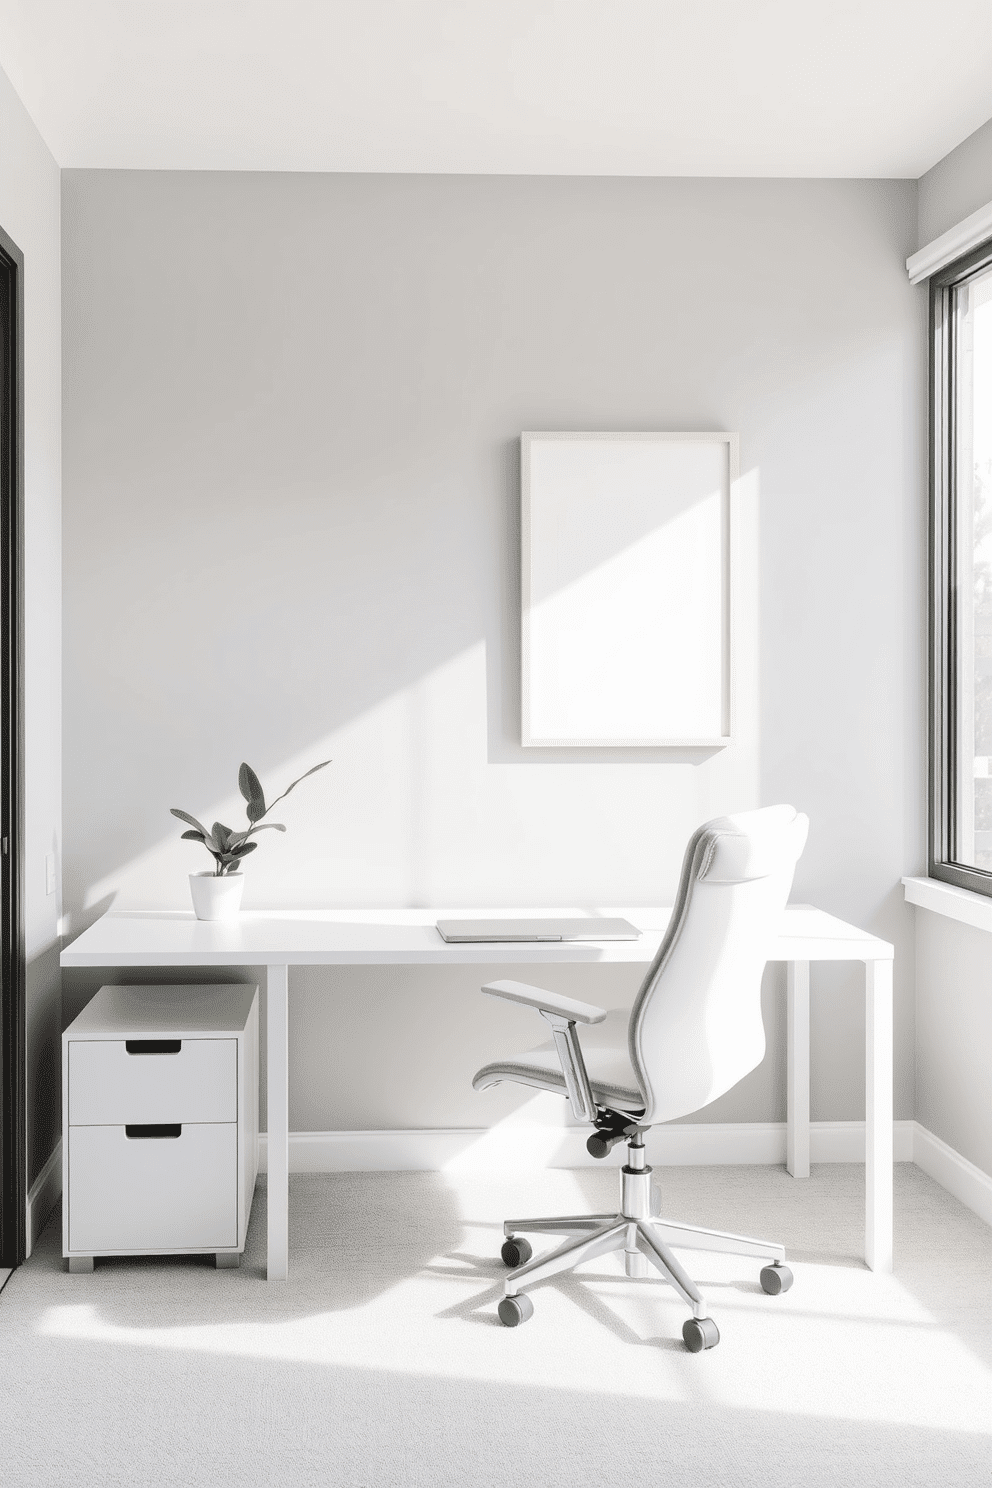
[[931, 242, 992, 892]]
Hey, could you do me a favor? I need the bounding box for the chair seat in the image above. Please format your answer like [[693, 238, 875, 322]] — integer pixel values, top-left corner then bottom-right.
[[473, 1009, 644, 1113]]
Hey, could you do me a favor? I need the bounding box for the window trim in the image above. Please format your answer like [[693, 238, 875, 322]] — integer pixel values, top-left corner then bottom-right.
[[929, 236, 992, 895], [0, 222, 25, 1269]]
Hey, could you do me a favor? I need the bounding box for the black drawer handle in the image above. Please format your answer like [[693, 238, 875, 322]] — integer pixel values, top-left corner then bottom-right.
[[125, 1124, 182, 1139], [125, 1039, 181, 1055]]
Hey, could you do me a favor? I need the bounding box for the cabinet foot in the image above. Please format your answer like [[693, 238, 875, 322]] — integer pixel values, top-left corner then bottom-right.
[[67, 1256, 95, 1273], [215, 1252, 240, 1269]]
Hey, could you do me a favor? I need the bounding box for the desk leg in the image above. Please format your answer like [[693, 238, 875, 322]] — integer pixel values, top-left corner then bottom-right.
[[266, 963, 290, 1282], [865, 958, 894, 1274], [786, 960, 810, 1178]]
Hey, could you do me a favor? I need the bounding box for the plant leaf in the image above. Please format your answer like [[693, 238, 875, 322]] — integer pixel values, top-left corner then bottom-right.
[[212, 821, 234, 850], [238, 763, 266, 814], [180, 829, 205, 842], [232, 841, 258, 858], [265, 759, 332, 813], [282, 759, 332, 798], [171, 807, 209, 835], [229, 823, 285, 848]]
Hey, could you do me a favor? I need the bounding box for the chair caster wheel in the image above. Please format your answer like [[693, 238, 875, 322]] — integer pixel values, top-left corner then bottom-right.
[[498, 1293, 534, 1327], [682, 1317, 720, 1352], [501, 1236, 533, 1268], [760, 1263, 793, 1295]]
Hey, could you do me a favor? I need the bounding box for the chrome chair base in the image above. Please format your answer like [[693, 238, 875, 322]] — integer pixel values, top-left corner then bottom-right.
[[498, 1144, 791, 1343]]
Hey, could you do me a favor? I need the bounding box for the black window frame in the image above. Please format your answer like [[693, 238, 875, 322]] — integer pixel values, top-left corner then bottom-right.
[[929, 235, 992, 895], [0, 222, 25, 1270]]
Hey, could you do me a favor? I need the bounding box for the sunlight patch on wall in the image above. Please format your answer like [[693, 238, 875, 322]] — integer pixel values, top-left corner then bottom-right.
[[70, 467, 759, 930]]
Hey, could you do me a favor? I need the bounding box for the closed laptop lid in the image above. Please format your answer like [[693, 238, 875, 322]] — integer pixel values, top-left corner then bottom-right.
[[435, 917, 640, 943]]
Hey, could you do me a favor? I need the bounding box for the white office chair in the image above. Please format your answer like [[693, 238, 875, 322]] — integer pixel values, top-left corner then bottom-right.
[[472, 804, 810, 1351]]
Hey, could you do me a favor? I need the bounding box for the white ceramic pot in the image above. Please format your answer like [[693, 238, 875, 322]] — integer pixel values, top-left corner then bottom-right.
[[189, 871, 245, 922]]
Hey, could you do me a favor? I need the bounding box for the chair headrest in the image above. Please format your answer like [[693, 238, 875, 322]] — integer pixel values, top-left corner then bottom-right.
[[695, 806, 809, 885]]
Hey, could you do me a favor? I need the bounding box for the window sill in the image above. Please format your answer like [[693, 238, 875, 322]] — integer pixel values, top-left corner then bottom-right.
[[902, 875, 992, 933]]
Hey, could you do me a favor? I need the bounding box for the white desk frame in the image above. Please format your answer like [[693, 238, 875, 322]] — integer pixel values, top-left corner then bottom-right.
[[61, 904, 894, 1281]]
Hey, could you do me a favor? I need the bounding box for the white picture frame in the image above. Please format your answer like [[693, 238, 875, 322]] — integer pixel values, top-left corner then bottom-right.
[[521, 431, 738, 748]]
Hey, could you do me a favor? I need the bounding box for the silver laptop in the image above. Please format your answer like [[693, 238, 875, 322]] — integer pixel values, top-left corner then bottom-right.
[[435, 917, 640, 943]]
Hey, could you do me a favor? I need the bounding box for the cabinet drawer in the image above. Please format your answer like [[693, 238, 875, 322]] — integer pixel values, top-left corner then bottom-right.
[[68, 1123, 238, 1253], [68, 1038, 237, 1125]]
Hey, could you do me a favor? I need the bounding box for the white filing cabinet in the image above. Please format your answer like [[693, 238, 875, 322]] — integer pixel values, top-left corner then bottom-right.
[[62, 984, 259, 1272]]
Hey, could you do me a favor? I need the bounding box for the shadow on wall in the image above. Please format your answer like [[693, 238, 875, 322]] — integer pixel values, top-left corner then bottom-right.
[[25, 943, 63, 1179]]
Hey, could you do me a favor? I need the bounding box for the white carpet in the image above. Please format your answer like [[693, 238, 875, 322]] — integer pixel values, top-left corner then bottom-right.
[[1, 1164, 990, 1487]]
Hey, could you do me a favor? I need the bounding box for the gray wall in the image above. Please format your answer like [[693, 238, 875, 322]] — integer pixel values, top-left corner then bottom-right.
[[918, 115, 992, 247], [62, 171, 923, 1134], [0, 65, 63, 1187], [913, 111, 992, 1180], [915, 911, 992, 1176]]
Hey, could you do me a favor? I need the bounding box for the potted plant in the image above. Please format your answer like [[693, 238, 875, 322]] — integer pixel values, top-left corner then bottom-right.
[[171, 759, 331, 920]]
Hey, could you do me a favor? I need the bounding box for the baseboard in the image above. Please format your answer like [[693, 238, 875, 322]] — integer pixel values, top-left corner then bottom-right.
[[912, 1123, 992, 1227], [258, 1120, 918, 1175], [25, 1120, 983, 1252], [25, 1139, 62, 1260], [813, 1120, 916, 1164], [18, 1122, 988, 1261]]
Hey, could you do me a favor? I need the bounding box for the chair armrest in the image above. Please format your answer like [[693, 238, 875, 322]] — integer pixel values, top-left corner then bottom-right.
[[480, 979, 604, 1122], [480, 980, 607, 1025]]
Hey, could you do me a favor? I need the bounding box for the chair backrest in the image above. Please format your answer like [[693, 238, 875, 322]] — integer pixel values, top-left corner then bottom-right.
[[628, 805, 809, 1126]]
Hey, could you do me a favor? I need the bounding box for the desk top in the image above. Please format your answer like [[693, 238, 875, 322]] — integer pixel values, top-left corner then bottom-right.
[[60, 904, 893, 968]]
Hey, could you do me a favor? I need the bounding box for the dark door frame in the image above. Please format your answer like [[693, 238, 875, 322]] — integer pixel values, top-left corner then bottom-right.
[[0, 223, 25, 1270]]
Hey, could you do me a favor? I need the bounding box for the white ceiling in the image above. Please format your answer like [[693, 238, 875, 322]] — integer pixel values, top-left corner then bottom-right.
[[2, 0, 992, 177]]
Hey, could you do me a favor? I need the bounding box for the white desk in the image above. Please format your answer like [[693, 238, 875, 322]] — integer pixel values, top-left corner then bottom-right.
[[61, 904, 894, 1280]]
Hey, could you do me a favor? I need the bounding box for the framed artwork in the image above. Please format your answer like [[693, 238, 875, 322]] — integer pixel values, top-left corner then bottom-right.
[[521, 431, 737, 747]]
